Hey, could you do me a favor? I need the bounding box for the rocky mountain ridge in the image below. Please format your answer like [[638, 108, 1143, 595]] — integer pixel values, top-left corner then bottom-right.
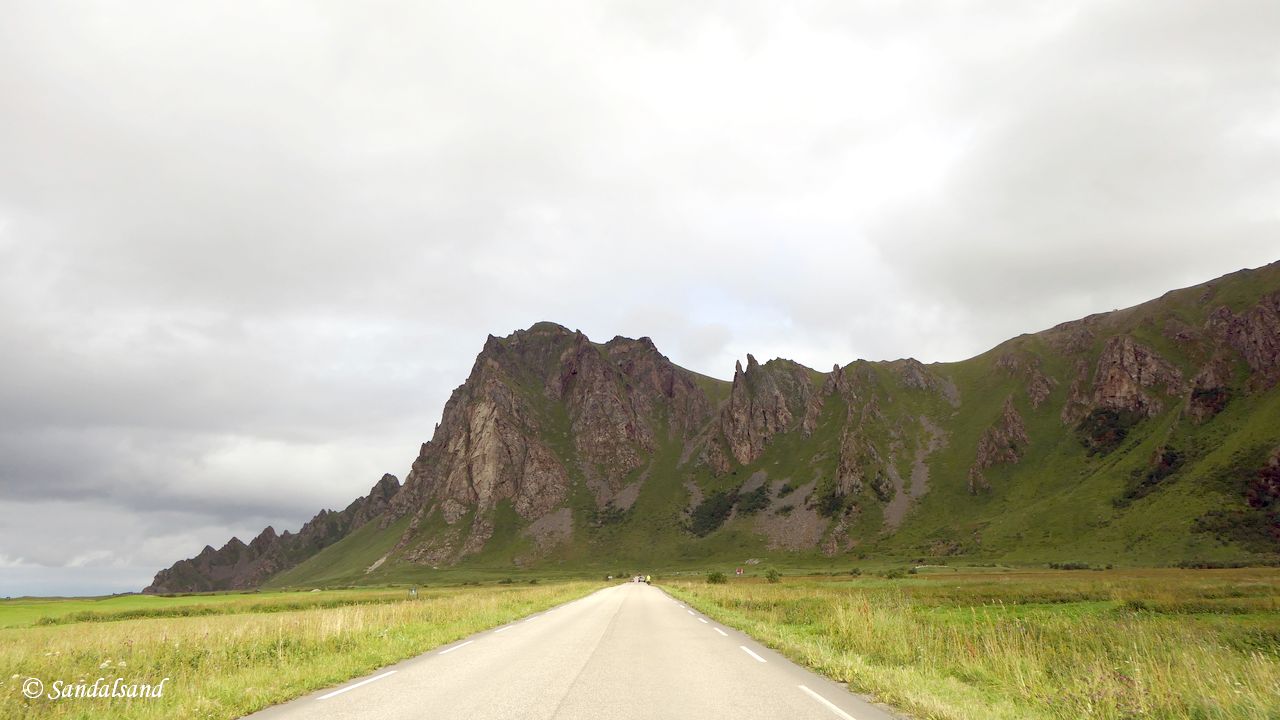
[[145, 474, 401, 593], [147, 261, 1280, 592]]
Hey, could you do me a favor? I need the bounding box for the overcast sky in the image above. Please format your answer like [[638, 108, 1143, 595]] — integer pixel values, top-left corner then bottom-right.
[[1, 1, 1277, 596]]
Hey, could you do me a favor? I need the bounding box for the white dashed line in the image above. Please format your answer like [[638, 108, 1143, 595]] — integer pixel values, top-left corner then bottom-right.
[[687, 610, 696, 616], [698, 618, 709, 624], [739, 646, 766, 663], [799, 685, 857, 720], [439, 640, 474, 655], [494, 626, 513, 633], [524, 614, 540, 623], [316, 671, 396, 700], [713, 627, 728, 637]]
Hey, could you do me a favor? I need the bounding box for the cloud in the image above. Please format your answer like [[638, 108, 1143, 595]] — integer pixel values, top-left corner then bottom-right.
[[0, 1, 1276, 594]]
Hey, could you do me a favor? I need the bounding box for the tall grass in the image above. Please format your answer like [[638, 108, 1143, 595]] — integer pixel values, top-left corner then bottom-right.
[[666, 569, 1280, 720], [0, 582, 600, 719]]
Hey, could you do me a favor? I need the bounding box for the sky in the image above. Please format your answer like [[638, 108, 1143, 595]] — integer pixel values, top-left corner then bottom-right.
[[1, 1, 1277, 596]]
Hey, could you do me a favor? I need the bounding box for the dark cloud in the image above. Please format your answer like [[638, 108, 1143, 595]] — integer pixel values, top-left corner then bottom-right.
[[0, 1, 1276, 595]]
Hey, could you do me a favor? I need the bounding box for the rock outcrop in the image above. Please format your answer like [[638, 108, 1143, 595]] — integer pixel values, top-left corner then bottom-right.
[[719, 355, 819, 465], [1089, 336, 1184, 417], [995, 351, 1056, 409], [1207, 291, 1280, 388], [1186, 356, 1233, 423], [968, 397, 1029, 493]]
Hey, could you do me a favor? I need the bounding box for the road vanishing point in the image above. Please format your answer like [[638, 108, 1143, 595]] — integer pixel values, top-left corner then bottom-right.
[[244, 582, 901, 720]]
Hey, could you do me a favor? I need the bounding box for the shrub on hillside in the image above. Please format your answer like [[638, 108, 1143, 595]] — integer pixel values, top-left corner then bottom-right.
[[765, 568, 781, 584], [737, 485, 771, 515], [814, 487, 847, 518], [689, 490, 737, 536], [588, 502, 627, 528], [1116, 447, 1186, 507], [706, 571, 727, 584], [1076, 408, 1143, 455]]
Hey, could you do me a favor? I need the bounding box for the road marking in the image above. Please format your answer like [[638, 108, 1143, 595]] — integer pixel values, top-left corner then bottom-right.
[[799, 685, 857, 720], [714, 627, 728, 636], [316, 671, 396, 700], [524, 614, 540, 623], [439, 640, 474, 655], [687, 609, 696, 616], [698, 618, 709, 624], [494, 626, 513, 633], [739, 646, 767, 663]]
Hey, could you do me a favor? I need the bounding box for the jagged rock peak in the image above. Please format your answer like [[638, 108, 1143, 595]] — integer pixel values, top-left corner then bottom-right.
[[720, 354, 821, 465]]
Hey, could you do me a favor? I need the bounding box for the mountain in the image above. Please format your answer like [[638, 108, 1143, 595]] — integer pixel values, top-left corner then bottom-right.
[[145, 262, 1280, 592], [144, 474, 400, 593]]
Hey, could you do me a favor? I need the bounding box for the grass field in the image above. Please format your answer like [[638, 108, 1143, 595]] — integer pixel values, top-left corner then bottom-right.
[[0, 581, 602, 719], [664, 567, 1280, 720]]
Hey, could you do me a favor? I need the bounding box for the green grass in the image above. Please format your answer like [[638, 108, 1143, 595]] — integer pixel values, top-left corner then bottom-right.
[[0, 582, 603, 719], [0, 589, 415, 629], [663, 568, 1280, 719]]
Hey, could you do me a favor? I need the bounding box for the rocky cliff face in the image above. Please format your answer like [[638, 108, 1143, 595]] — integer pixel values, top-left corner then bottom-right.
[[1090, 336, 1185, 418], [1208, 291, 1280, 388], [146, 261, 1280, 591], [382, 323, 717, 566], [143, 474, 401, 593]]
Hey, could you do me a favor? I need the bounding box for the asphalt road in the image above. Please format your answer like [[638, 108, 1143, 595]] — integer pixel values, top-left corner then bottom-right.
[[243, 582, 903, 720]]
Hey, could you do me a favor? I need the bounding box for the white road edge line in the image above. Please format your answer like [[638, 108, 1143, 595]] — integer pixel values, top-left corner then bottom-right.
[[494, 626, 513, 633], [439, 640, 474, 655], [739, 646, 767, 663], [714, 627, 728, 636], [799, 684, 857, 720], [687, 609, 696, 616], [316, 671, 396, 701], [524, 614, 540, 623], [698, 618, 709, 624]]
